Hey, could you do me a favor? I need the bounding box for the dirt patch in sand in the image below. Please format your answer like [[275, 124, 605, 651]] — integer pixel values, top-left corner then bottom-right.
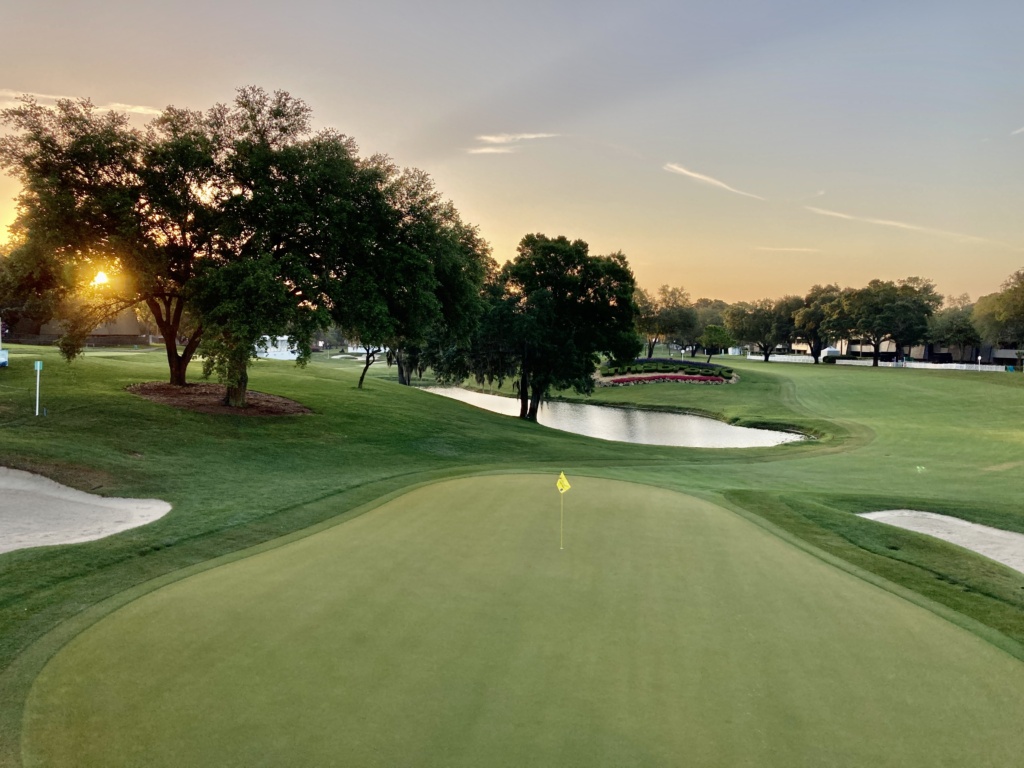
[[859, 510, 1024, 575], [126, 382, 312, 416]]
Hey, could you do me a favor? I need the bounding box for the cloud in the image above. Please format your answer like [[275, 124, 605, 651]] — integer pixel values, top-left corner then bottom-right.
[[466, 132, 557, 156], [466, 146, 517, 154], [804, 205, 995, 244], [0, 88, 160, 116], [663, 162, 764, 200], [755, 247, 821, 253], [1012, 126, 1024, 136], [476, 132, 558, 144], [98, 101, 163, 116]]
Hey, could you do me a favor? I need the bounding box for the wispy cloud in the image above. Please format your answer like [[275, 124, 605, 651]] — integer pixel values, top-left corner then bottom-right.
[[97, 101, 162, 116], [1012, 126, 1024, 136], [663, 162, 764, 200], [467, 146, 517, 155], [0, 88, 161, 115], [466, 131, 558, 156], [805, 205, 996, 244], [476, 132, 558, 144], [755, 247, 821, 253]]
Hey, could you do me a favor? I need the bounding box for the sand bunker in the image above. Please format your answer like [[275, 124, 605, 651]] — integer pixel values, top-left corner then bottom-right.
[[860, 510, 1024, 575], [0, 467, 171, 554]]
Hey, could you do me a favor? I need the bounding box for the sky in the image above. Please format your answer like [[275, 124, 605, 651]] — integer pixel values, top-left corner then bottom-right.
[[1, 0, 1022, 302]]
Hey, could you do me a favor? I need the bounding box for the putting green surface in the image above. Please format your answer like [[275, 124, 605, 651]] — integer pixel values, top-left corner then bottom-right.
[[22, 476, 1024, 767]]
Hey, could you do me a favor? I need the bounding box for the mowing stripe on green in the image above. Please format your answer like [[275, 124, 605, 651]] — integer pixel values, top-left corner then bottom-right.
[[23, 475, 1024, 767]]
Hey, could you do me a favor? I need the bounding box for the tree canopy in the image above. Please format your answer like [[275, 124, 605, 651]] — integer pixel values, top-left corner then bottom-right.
[[841, 278, 940, 366], [793, 284, 843, 363], [724, 297, 797, 362], [0, 87, 490, 406], [929, 295, 981, 363], [466, 234, 641, 421], [341, 158, 493, 388], [974, 270, 1024, 369], [634, 285, 695, 358]]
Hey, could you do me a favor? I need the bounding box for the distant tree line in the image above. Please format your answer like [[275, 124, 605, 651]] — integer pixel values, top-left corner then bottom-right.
[[636, 274, 1024, 369]]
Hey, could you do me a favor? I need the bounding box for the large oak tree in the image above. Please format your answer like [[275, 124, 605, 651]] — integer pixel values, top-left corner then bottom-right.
[[467, 234, 641, 421], [1, 88, 388, 405]]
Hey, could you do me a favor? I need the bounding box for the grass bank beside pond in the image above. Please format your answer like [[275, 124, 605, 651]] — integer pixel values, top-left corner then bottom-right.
[[2, 346, 1024, 765]]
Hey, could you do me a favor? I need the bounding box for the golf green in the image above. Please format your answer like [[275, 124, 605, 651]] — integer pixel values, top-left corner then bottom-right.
[[21, 475, 1024, 767]]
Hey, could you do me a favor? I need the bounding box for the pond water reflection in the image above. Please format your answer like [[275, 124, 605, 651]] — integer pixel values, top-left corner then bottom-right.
[[422, 387, 804, 449]]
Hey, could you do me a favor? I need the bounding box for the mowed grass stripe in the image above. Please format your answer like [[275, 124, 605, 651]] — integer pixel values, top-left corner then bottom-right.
[[22, 476, 1024, 767]]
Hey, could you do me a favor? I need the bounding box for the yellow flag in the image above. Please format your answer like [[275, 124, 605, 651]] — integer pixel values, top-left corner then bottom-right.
[[556, 471, 571, 494]]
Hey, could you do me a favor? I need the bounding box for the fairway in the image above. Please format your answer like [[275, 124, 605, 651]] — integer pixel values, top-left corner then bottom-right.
[[22, 475, 1024, 767]]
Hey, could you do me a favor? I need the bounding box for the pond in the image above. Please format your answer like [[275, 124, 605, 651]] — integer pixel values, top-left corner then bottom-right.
[[422, 387, 805, 449]]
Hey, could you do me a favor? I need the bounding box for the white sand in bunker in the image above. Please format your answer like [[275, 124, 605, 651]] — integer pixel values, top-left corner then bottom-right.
[[0, 467, 171, 554], [860, 510, 1024, 575]]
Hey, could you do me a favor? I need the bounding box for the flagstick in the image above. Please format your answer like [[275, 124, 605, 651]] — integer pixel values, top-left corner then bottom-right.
[[560, 493, 564, 550]]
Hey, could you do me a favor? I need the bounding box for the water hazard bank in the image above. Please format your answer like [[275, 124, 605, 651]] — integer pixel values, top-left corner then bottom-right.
[[422, 387, 804, 449]]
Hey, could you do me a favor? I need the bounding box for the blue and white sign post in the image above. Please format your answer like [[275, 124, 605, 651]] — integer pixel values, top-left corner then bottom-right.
[[34, 360, 42, 416]]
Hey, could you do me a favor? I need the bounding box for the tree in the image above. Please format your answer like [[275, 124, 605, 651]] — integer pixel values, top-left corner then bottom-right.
[[773, 294, 804, 352], [0, 95, 207, 383], [342, 158, 492, 388], [470, 234, 641, 421], [841, 281, 899, 366], [691, 298, 730, 358], [698, 324, 734, 362], [793, 284, 843, 363], [634, 288, 660, 359], [633, 285, 694, 359], [655, 286, 698, 355], [975, 270, 1024, 370], [1, 88, 387, 405], [0, 237, 69, 334], [888, 277, 942, 359], [840, 278, 940, 366], [929, 296, 981, 362], [724, 297, 797, 362]]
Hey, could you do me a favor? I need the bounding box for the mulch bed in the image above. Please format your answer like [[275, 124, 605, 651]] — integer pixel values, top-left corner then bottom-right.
[[126, 382, 312, 416]]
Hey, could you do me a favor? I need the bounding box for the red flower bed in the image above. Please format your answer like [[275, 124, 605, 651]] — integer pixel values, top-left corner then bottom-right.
[[606, 374, 725, 386]]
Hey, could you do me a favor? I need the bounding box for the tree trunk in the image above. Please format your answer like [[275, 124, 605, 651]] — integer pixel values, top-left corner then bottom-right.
[[526, 382, 544, 421], [393, 348, 411, 385], [146, 296, 202, 385], [223, 366, 248, 407], [872, 341, 881, 367], [810, 339, 822, 364], [219, 341, 251, 407], [518, 369, 530, 419], [358, 348, 378, 389], [646, 338, 656, 359], [168, 353, 189, 386]]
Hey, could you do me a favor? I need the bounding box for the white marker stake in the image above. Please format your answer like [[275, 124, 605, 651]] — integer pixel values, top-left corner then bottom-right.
[[34, 360, 42, 416]]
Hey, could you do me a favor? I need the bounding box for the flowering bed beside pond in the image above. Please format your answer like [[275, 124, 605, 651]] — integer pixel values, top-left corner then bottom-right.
[[601, 374, 727, 386]]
